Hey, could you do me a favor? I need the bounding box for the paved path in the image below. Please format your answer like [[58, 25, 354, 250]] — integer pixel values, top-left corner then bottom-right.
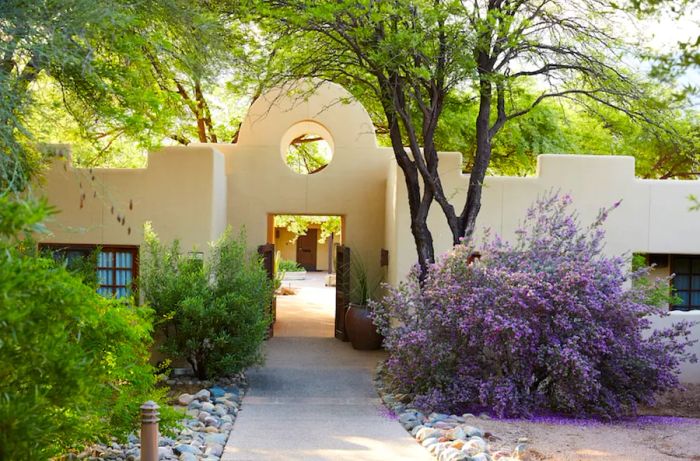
[[222, 273, 432, 461]]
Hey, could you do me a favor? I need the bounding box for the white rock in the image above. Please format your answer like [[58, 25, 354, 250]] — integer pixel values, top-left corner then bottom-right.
[[178, 393, 195, 406], [194, 389, 211, 401]]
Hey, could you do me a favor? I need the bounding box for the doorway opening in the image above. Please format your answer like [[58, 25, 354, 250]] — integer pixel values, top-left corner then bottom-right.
[[267, 214, 346, 339], [269, 214, 343, 275]]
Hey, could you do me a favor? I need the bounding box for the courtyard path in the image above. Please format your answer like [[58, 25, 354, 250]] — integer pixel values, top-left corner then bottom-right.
[[222, 273, 433, 461]]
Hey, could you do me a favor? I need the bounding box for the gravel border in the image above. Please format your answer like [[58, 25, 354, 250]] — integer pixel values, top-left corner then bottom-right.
[[374, 365, 531, 461], [64, 374, 247, 461]]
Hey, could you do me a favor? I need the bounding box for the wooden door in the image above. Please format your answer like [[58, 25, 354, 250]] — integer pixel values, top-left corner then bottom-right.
[[257, 243, 276, 339], [335, 245, 350, 341], [296, 228, 318, 271]]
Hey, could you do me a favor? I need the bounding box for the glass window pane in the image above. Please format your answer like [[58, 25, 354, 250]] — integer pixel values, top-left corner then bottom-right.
[[677, 291, 690, 306], [674, 257, 690, 273], [99, 251, 113, 267], [116, 252, 131, 268], [116, 270, 131, 286], [692, 276, 700, 290], [691, 292, 700, 307], [674, 275, 690, 290], [98, 269, 113, 285]]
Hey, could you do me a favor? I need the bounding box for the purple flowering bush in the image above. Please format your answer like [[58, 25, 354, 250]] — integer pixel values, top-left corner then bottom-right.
[[372, 194, 697, 419]]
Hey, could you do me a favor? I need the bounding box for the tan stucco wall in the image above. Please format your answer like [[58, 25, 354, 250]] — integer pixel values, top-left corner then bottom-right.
[[38, 81, 700, 382], [41, 146, 226, 253], [388, 153, 700, 381]]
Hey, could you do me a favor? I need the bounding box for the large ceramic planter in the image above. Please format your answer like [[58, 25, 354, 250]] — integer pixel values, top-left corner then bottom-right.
[[345, 303, 383, 350]]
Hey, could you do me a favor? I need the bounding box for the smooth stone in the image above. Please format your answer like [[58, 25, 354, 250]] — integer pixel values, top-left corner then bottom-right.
[[209, 386, 226, 398], [446, 426, 467, 440], [179, 454, 197, 461], [194, 389, 211, 401], [204, 416, 220, 427], [204, 433, 227, 445], [205, 443, 224, 457], [200, 402, 215, 412], [220, 422, 233, 432], [198, 411, 211, 422], [204, 426, 219, 433], [178, 394, 195, 406], [157, 446, 174, 459], [174, 444, 202, 456], [512, 443, 528, 458], [422, 437, 439, 447], [416, 427, 443, 442], [411, 425, 425, 437], [462, 425, 485, 438], [462, 436, 488, 456], [185, 408, 199, 418], [429, 412, 451, 422], [189, 401, 202, 410]]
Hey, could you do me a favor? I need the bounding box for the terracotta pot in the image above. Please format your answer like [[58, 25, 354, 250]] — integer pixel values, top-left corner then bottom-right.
[[345, 303, 383, 350]]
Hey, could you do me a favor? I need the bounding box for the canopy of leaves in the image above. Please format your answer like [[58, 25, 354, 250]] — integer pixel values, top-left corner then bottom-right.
[[274, 214, 341, 243]]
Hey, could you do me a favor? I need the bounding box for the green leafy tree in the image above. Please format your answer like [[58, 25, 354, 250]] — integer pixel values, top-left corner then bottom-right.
[[141, 225, 273, 379], [243, 0, 674, 277]]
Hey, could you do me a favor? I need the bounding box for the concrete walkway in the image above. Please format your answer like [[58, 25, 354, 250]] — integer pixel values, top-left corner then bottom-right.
[[222, 273, 432, 461]]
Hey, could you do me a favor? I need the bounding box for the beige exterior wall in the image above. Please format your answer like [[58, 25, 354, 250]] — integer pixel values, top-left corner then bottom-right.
[[38, 81, 700, 382], [389, 153, 700, 381]]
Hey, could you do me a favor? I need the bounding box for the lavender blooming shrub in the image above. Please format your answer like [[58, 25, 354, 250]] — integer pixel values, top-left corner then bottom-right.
[[372, 194, 697, 419]]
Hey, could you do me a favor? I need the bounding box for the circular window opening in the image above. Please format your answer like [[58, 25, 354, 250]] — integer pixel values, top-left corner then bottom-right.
[[284, 133, 333, 174]]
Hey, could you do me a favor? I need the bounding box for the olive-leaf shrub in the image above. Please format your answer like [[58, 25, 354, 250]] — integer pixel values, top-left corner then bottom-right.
[[372, 193, 697, 419], [141, 225, 273, 380], [0, 198, 174, 460]]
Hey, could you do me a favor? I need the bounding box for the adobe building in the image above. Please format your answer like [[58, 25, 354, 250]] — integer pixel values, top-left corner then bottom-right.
[[39, 82, 700, 381]]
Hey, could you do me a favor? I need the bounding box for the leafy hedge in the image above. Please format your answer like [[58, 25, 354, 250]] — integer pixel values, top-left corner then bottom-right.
[[373, 193, 697, 419], [0, 198, 174, 460]]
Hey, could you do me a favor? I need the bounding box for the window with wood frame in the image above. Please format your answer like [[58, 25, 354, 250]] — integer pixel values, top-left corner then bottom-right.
[[40, 244, 138, 299], [671, 255, 700, 311]]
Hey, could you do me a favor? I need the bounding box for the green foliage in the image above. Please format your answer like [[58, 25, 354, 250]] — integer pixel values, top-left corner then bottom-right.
[[278, 258, 304, 272], [274, 215, 341, 243], [0, 198, 174, 460], [348, 253, 382, 306], [284, 135, 333, 174], [141, 224, 273, 380], [0, 0, 255, 189]]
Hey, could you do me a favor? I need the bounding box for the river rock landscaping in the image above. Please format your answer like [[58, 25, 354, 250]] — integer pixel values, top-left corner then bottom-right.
[[376, 369, 530, 461], [64, 375, 246, 461]]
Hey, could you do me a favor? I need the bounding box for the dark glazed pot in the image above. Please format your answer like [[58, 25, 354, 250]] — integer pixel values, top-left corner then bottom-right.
[[345, 303, 383, 350]]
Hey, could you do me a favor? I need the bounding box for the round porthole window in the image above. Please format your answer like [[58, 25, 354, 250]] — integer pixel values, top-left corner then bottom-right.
[[281, 121, 334, 175], [284, 134, 333, 174]]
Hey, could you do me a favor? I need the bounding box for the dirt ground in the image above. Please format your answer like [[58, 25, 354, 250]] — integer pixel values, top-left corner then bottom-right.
[[468, 385, 700, 461]]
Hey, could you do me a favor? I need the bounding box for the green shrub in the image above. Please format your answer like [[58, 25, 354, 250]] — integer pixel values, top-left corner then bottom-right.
[[278, 258, 304, 272], [141, 225, 273, 379], [0, 198, 174, 461]]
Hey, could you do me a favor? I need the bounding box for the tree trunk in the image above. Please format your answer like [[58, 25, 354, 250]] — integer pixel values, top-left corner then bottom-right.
[[461, 75, 493, 244]]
